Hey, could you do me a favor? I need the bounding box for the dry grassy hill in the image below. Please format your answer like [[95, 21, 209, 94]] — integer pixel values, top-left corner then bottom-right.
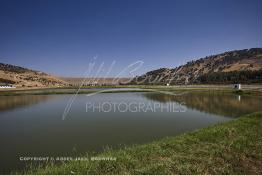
[[0, 63, 68, 87], [131, 48, 262, 85]]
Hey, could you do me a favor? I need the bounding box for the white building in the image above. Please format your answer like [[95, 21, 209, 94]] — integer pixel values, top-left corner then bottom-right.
[[234, 84, 241, 90], [0, 83, 15, 88], [0, 85, 15, 88]]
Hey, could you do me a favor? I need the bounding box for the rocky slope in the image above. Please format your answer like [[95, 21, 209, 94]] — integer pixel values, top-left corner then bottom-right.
[[0, 63, 68, 87], [131, 48, 262, 85]]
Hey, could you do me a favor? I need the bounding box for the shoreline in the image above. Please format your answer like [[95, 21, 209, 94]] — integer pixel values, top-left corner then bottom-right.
[[15, 112, 262, 175], [0, 84, 261, 96]]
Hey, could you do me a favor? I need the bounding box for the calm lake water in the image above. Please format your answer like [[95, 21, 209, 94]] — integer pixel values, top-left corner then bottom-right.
[[0, 91, 262, 173]]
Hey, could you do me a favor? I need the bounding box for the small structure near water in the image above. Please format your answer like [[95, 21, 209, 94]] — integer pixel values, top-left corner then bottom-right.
[[234, 83, 241, 90], [0, 83, 15, 88]]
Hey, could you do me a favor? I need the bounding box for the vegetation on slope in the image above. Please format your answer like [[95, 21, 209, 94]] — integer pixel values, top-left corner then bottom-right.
[[196, 69, 262, 84], [131, 48, 262, 85]]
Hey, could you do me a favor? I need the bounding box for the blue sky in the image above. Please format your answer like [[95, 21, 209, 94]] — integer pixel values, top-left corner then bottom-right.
[[0, 0, 262, 77]]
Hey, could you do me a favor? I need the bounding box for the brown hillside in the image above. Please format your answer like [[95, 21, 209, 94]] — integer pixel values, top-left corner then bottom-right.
[[0, 63, 68, 87], [132, 48, 262, 85]]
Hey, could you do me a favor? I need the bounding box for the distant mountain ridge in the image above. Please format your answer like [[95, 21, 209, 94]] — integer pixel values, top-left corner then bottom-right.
[[0, 63, 67, 87], [131, 48, 262, 85], [60, 77, 130, 86], [1, 48, 262, 87]]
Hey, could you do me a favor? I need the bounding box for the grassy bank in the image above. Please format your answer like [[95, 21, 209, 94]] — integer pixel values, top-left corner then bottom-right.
[[15, 112, 262, 175], [1, 85, 262, 96], [0, 87, 151, 96]]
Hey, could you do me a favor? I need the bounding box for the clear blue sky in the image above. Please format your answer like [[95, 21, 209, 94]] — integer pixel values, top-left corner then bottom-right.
[[0, 0, 262, 77]]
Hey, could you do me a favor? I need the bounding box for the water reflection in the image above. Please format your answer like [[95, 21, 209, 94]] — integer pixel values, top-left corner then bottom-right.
[[0, 95, 54, 112], [0, 92, 261, 173], [143, 92, 262, 117], [0, 92, 232, 173]]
